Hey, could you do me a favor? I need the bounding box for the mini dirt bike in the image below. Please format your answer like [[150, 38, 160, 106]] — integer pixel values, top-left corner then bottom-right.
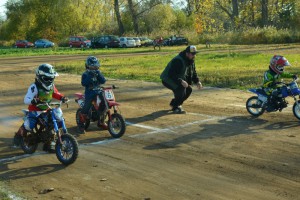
[[17, 101, 79, 165], [74, 85, 126, 138], [246, 79, 300, 120]]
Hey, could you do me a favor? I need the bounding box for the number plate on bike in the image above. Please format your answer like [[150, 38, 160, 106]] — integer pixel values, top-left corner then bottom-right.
[[105, 90, 115, 100]]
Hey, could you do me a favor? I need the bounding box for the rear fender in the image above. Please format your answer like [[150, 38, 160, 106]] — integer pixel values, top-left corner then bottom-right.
[[108, 101, 120, 107], [74, 93, 84, 100]]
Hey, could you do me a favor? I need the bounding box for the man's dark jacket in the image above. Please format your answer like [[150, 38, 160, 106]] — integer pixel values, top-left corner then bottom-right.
[[160, 51, 199, 90]]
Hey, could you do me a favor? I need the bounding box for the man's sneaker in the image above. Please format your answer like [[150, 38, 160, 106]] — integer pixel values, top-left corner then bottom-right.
[[173, 107, 186, 114]]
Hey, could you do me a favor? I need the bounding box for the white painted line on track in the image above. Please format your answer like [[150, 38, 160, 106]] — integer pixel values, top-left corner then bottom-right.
[[126, 122, 162, 131], [131, 117, 224, 137]]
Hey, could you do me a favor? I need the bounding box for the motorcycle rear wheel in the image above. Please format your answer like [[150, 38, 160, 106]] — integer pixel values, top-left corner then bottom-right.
[[75, 108, 90, 130], [55, 134, 79, 165], [246, 96, 265, 117], [292, 100, 300, 120], [108, 113, 126, 138], [20, 131, 38, 154]]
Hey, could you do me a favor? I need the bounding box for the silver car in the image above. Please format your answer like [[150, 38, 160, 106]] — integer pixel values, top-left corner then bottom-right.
[[133, 37, 141, 47], [119, 37, 136, 48], [34, 39, 55, 48]]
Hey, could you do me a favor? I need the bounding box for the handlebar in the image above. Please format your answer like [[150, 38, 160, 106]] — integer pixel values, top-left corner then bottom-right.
[[36, 100, 69, 109], [91, 85, 119, 91]]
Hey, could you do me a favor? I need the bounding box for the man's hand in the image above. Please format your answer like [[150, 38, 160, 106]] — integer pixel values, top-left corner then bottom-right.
[[196, 82, 203, 89], [181, 80, 189, 88]]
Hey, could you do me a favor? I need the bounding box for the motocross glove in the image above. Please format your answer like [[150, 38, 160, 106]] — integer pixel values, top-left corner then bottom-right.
[[31, 98, 41, 105], [61, 96, 69, 103], [292, 74, 298, 80]]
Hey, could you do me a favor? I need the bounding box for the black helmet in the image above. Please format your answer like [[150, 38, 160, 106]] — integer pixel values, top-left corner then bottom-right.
[[85, 56, 100, 70], [35, 63, 58, 91]]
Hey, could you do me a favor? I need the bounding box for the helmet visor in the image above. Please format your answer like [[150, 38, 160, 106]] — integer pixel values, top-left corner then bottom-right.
[[41, 76, 54, 83]]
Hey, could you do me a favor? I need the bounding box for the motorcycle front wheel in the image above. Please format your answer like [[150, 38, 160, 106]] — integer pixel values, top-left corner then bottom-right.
[[108, 113, 126, 138], [246, 96, 265, 117], [55, 134, 79, 166], [292, 100, 300, 120]]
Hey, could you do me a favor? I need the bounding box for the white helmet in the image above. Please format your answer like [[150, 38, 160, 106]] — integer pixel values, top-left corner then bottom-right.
[[36, 63, 58, 91]]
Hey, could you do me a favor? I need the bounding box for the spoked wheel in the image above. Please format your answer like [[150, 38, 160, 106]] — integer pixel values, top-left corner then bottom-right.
[[55, 134, 78, 165], [76, 108, 90, 130], [246, 96, 265, 117], [292, 100, 300, 120], [20, 130, 38, 154], [108, 113, 126, 138]]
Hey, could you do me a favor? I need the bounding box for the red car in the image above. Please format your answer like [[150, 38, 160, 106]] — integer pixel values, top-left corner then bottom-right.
[[15, 40, 34, 48], [69, 36, 91, 48]]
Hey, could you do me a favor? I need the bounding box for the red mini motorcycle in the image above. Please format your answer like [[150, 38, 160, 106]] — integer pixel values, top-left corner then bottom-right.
[[74, 85, 126, 138]]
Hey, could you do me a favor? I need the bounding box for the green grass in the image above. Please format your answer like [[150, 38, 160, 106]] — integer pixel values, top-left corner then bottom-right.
[[55, 51, 300, 90], [0, 46, 181, 57]]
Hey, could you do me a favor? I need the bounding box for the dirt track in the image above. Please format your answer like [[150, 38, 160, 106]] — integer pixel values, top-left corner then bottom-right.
[[0, 53, 300, 200]]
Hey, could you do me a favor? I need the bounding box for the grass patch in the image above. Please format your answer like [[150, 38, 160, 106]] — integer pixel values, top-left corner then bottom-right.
[[54, 51, 300, 90], [0, 181, 22, 200], [0, 46, 184, 57]]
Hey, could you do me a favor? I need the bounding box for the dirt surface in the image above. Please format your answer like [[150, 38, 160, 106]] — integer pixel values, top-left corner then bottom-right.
[[1, 52, 300, 200]]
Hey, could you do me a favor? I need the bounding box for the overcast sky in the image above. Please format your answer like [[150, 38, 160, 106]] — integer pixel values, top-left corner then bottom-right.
[[0, 0, 7, 18]]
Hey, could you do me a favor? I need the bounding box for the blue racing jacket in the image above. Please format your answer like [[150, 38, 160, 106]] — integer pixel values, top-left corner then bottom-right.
[[81, 70, 106, 99]]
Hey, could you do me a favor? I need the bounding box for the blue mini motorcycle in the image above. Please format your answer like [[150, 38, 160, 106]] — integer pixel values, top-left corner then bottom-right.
[[246, 80, 300, 120], [18, 101, 79, 165]]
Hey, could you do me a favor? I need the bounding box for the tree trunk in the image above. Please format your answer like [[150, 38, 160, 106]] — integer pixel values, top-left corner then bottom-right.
[[114, 0, 125, 35], [261, 0, 268, 27], [127, 0, 139, 34], [232, 0, 239, 19]]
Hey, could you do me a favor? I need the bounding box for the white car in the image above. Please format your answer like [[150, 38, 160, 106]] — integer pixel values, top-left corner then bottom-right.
[[133, 37, 141, 47], [119, 37, 136, 48]]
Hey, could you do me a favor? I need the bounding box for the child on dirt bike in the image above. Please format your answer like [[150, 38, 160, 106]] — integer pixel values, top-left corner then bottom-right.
[[263, 55, 297, 111], [77, 56, 107, 134], [13, 64, 68, 152]]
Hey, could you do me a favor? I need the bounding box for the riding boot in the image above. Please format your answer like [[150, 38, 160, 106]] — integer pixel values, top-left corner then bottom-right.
[[78, 113, 88, 134], [97, 113, 108, 130], [13, 125, 27, 146]]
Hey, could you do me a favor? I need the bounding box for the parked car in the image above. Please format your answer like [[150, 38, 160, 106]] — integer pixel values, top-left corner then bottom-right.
[[91, 35, 120, 48], [133, 37, 141, 47], [119, 37, 136, 48], [14, 40, 34, 48], [165, 36, 188, 46], [69, 36, 91, 48], [34, 39, 55, 48], [140, 37, 153, 46]]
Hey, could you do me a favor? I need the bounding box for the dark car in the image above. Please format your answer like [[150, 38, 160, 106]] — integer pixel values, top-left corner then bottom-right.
[[165, 36, 188, 46], [91, 35, 120, 48], [69, 36, 91, 48], [14, 40, 34, 48], [34, 39, 55, 48]]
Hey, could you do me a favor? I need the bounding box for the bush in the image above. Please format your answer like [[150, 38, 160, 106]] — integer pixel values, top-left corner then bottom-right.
[[198, 27, 300, 45]]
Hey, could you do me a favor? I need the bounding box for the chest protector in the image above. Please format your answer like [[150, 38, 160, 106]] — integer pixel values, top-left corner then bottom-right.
[[37, 85, 54, 110]]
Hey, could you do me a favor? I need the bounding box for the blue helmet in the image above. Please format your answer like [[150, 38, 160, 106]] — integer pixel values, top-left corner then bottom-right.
[[85, 56, 100, 70]]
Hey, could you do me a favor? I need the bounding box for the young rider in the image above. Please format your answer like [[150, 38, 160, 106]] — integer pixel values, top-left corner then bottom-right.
[[77, 56, 107, 134], [263, 55, 297, 111], [13, 64, 68, 152]]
